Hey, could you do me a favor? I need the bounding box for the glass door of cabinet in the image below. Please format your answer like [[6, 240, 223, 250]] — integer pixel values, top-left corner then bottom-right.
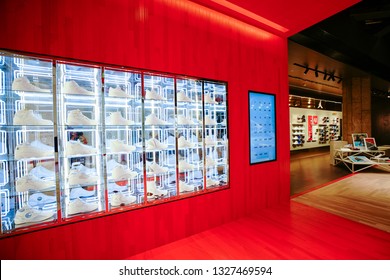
[[203, 81, 229, 189], [103, 67, 143, 209], [56, 61, 105, 219], [143, 74, 176, 201], [1, 53, 57, 233], [176, 78, 204, 194]]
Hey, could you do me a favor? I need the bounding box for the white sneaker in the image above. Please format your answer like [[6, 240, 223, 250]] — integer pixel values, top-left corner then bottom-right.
[[110, 139, 136, 153], [110, 192, 137, 207], [146, 138, 168, 150], [145, 113, 169, 125], [108, 86, 132, 98], [106, 159, 120, 173], [178, 136, 194, 149], [15, 141, 54, 160], [28, 192, 57, 208], [63, 80, 95, 95], [177, 91, 193, 102], [29, 165, 56, 180], [206, 178, 220, 187], [179, 160, 195, 172], [112, 165, 137, 181], [13, 109, 53, 125], [65, 140, 96, 156], [14, 205, 55, 225], [206, 156, 217, 167], [16, 174, 55, 192], [68, 168, 98, 186], [204, 93, 217, 104], [205, 115, 217, 125], [148, 162, 169, 174], [145, 89, 165, 100], [12, 77, 50, 93], [177, 115, 195, 125], [179, 181, 195, 193], [67, 198, 98, 215], [107, 111, 134, 125], [146, 180, 167, 197], [67, 109, 96, 125], [205, 136, 217, 146], [70, 187, 96, 199]]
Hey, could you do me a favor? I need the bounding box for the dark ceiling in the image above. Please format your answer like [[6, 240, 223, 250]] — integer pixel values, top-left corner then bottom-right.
[[289, 0, 390, 83]]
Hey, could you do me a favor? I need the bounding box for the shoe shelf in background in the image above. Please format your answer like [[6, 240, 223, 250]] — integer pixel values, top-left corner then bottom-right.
[[291, 123, 305, 148], [0, 50, 230, 236]]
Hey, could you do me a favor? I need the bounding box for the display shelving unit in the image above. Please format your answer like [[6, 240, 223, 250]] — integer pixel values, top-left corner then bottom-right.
[[0, 51, 229, 235]]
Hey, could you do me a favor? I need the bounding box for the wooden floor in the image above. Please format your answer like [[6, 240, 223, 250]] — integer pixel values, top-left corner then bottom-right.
[[128, 149, 390, 259], [129, 202, 390, 259], [293, 173, 390, 232]]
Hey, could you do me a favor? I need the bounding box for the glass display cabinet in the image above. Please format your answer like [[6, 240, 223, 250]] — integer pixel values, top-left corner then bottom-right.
[[0, 50, 229, 236], [1, 54, 58, 232]]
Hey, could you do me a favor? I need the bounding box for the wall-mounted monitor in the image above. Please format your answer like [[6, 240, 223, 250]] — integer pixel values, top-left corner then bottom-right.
[[249, 91, 276, 164]]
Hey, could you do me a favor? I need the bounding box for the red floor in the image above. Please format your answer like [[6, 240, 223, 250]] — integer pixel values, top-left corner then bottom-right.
[[128, 202, 390, 259]]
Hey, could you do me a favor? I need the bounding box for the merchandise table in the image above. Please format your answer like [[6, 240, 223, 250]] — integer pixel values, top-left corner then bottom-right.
[[334, 148, 390, 173]]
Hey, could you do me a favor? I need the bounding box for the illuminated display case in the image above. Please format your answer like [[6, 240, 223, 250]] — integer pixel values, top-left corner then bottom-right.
[[0, 51, 229, 236]]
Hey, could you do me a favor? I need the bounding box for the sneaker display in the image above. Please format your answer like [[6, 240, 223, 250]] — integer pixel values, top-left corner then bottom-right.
[[112, 165, 137, 181], [14, 205, 55, 225], [28, 192, 57, 208], [29, 165, 55, 180], [146, 180, 167, 197], [179, 181, 195, 193], [67, 109, 96, 125], [206, 156, 217, 167], [179, 160, 195, 172], [178, 136, 194, 149], [65, 140, 96, 156], [63, 80, 95, 95], [106, 159, 120, 173], [110, 192, 137, 207], [16, 174, 55, 192], [146, 138, 168, 150], [108, 85, 132, 98], [67, 198, 98, 215], [177, 90, 193, 102], [12, 77, 50, 93], [145, 113, 169, 125], [145, 89, 165, 100], [13, 109, 53, 125], [70, 187, 96, 199], [177, 115, 195, 125], [68, 167, 98, 186], [205, 136, 217, 146], [110, 139, 136, 153], [204, 93, 217, 104], [205, 115, 217, 125], [15, 141, 54, 160], [107, 111, 134, 125], [148, 162, 169, 174], [206, 178, 220, 187]]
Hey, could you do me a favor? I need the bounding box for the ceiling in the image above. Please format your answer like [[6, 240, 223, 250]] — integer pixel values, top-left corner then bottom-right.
[[191, 0, 390, 97], [190, 0, 360, 36], [290, 0, 390, 93]]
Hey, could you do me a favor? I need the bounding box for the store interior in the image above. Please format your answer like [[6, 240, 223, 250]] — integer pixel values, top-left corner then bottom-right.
[[1, 0, 390, 260]]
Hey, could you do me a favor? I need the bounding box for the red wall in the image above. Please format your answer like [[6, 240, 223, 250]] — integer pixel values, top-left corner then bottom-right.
[[0, 0, 290, 259]]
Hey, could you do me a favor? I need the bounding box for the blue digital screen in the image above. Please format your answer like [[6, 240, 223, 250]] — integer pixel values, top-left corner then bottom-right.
[[249, 91, 276, 164]]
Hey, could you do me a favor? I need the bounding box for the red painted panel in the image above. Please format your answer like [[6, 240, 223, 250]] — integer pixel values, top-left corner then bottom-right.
[[1, 0, 290, 259]]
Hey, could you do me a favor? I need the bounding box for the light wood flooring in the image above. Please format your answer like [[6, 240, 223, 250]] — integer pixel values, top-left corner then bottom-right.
[[293, 173, 390, 232]]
